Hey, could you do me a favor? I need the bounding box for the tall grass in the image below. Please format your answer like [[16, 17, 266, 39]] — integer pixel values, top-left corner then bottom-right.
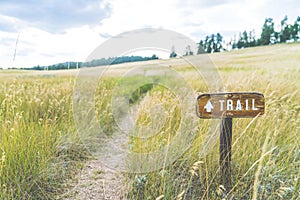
[[0, 44, 299, 199], [123, 51, 300, 199], [0, 76, 85, 199]]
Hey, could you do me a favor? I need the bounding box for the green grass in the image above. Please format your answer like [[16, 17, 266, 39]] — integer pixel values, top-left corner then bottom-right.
[[0, 76, 87, 199], [123, 43, 300, 199], [0, 43, 299, 199]]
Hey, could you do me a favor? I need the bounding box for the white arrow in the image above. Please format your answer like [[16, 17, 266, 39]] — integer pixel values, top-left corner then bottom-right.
[[204, 100, 214, 112]]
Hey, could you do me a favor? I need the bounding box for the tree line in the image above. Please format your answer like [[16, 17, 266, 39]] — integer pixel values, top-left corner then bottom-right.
[[20, 55, 159, 70], [233, 16, 300, 49], [171, 15, 300, 56]]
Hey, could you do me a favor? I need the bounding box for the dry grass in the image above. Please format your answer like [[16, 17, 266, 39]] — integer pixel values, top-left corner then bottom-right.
[[124, 43, 300, 199], [0, 42, 299, 199], [0, 75, 88, 199]]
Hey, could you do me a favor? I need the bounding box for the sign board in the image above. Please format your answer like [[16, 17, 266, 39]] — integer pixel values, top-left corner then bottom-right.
[[196, 92, 265, 118]]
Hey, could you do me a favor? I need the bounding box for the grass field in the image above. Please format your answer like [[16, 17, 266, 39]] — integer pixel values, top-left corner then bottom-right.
[[0, 43, 299, 199]]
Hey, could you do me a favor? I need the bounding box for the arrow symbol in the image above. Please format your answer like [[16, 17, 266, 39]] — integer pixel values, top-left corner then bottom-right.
[[204, 100, 214, 112]]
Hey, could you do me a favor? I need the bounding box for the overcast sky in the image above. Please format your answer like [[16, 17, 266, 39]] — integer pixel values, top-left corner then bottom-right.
[[0, 0, 299, 68]]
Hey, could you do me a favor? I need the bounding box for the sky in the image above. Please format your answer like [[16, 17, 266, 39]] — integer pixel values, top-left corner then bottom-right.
[[0, 0, 299, 68]]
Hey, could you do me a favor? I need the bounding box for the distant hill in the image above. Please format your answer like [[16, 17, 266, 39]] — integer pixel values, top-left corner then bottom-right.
[[20, 55, 159, 71]]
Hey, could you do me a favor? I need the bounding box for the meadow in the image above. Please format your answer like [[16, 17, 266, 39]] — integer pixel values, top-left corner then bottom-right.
[[0, 43, 299, 199]]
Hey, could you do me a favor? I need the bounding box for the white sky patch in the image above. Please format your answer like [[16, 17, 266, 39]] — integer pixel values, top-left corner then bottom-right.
[[97, 0, 300, 42], [98, 0, 183, 36], [1, 26, 104, 68], [122, 49, 170, 59], [0, 14, 27, 32]]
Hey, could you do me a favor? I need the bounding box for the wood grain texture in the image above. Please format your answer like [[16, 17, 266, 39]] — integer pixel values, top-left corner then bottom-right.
[[196, 92, 265, 118]]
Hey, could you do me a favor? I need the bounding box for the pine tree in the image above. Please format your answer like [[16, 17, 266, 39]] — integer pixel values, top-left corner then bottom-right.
[[291, 16, 300, 41], [237, 32, 244, 49], [259, 18, 275, 45], [197, 40, 206, 54], [280, 15, 291, 43], [249, 30, 256, 47], [184, 45, 194, 56], [169, 46, 177, 58], [215, 33, 223, 52]]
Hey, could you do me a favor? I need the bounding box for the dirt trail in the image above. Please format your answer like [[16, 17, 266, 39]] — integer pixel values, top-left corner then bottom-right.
[[62, 114, 133, 200], [63, 159, 125, 200]]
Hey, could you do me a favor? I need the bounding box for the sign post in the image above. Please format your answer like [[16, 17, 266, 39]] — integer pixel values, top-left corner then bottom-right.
[[196, 92, 265, 189], [220, 117, 232, 188]]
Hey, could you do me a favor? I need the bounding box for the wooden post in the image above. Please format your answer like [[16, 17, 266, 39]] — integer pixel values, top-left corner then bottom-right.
[[196, 92, 265, 189], [220, 117, 232, 189]]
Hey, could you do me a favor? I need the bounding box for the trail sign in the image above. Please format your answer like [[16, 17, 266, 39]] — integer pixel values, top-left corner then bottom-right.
[[196, 92, 265, 189], [197, 92, 265, 118]]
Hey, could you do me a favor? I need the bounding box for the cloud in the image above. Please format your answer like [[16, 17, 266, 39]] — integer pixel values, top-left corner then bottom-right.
[[98, 0, 300, 41], [0, 0, 110, 33], [0, 1, 110, 68], [96, 0, 247, 40], [181, 0, 240, 8], [0, 0, 299, 68], [0, 14, 28, 32], [97, 0, 213, 41]]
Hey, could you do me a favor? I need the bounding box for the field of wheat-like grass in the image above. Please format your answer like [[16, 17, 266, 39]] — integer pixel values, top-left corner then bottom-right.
[[0, 43, 299, 199]]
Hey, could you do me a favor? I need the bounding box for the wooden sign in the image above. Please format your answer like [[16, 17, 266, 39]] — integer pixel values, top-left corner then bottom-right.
[[196, 92, 265, 189], [196, 92, 265, 118]]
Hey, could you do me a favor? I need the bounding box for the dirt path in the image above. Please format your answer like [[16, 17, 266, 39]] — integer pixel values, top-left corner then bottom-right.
[[61, 114, 133, 200], [63, 158, 126, 199]]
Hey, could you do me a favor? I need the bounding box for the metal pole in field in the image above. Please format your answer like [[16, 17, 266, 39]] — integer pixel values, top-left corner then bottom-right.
[[220, 117, 233, 188]]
